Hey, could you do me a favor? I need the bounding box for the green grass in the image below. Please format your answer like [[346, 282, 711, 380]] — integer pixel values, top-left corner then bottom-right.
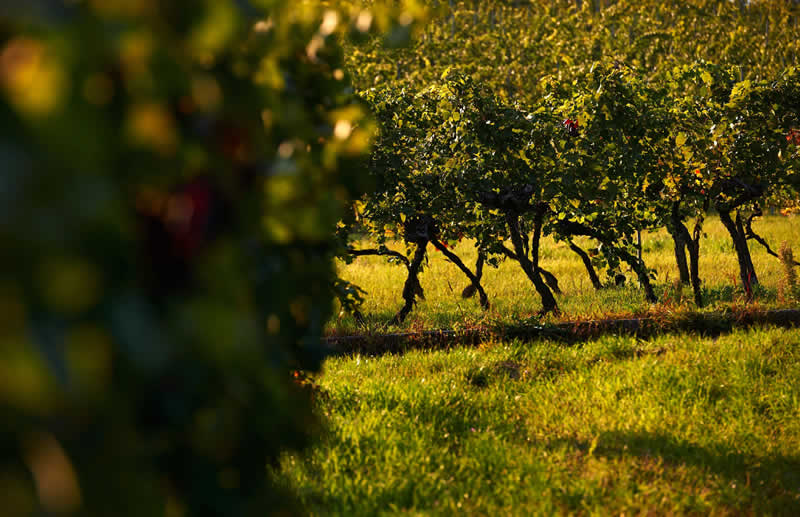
[[329, 215, 800, 334], [276, 326, 800, 515]]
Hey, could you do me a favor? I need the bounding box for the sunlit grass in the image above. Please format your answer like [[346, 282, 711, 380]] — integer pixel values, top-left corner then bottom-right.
[[277, 326, 800, 515], [328, 215, 800, 334]]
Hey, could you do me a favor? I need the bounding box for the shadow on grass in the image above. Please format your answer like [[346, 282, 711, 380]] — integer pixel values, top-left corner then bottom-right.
[[561, 430, 800, 515]]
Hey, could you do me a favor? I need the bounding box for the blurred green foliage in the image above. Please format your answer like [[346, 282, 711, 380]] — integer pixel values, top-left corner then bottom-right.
[[0, 0, 402, 514]]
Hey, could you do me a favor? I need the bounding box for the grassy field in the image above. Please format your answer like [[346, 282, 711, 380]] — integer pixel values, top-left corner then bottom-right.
[[329, 215, 800, 334], [276, 326, 800, 515]]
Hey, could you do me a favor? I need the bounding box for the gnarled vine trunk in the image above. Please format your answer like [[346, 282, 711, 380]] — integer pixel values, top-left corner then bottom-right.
[[669, 203, 691, 285], [718, 208, 758, 300], [672, 234, 691, 285], [461, 253, 486, 299], [673, 218, 704, 307], [505, 209, 559, 316], [539, 269, 562, 295], [390, 240, 428, 325], [669, 202, 704, 306], [569, 241, 602, 290]]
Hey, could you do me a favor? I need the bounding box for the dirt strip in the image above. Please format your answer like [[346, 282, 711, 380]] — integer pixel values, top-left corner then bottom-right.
[[322, 309, 800, 357]]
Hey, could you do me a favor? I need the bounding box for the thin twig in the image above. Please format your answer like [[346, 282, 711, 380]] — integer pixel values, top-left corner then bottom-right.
[[744, 213, 800, 266], [347, 248, 410, 267]]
